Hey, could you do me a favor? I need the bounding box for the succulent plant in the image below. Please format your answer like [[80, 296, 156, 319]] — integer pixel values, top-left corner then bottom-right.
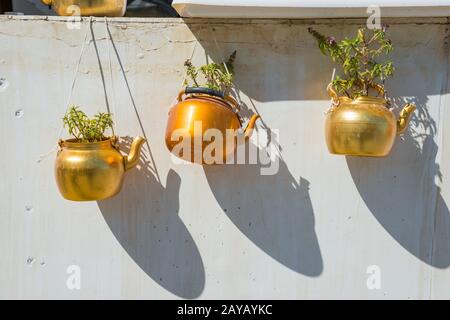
[[63, 106, 113, 143]]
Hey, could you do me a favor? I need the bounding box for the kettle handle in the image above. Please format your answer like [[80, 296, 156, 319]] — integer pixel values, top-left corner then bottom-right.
[[327, 83, 340, 105], [185, 86, 225, 99], [327, 82, 386, 102], [177, 87, 240, 111]]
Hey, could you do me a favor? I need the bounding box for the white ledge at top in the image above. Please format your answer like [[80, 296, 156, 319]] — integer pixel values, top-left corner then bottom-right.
[[172, 0, 450, 18]]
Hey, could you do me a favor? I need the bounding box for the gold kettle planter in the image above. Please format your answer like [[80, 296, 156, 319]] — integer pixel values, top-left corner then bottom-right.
[[165, 87, 260, 164], [41, 0, 127, 17], [325, 84, 416, 157], [55, 136, 145, 201]]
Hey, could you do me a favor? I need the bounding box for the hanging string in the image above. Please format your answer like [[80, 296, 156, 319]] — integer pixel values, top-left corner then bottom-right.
[[107, 20, 162, 184], [38, 17, 92, 161], [211, 36, 244, 112], [213, 38, 231, 77], [56, 16, 92, 140], [178, 26, 203, 90], [211, 34, 248, 116], [90, 17, 115, 138], [326, 68, 337, 114], [104, 17, 118, 137], [211, 36, 266, 151], [168, 27, 203, 108]]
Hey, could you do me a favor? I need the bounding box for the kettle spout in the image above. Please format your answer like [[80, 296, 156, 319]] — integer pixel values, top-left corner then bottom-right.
[[124, 136, 146, 171], [396, 103, 416, 135], [243, 114, 260, 140]]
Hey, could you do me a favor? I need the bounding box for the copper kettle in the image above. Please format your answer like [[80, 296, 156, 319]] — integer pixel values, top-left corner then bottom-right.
[[165, 87, 260, 164]]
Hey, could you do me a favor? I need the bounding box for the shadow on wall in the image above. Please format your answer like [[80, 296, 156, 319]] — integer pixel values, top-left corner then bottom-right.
[[346, 96, 450, 268], [183, 20, 450, 267], [98, 137, 205, 298], [181, 21, 449, 104], [181, 21, 330, 102], [203, 134, 323, 276]]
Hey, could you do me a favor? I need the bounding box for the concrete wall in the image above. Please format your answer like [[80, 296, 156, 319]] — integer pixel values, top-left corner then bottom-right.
[[0, 15, 449, 299]]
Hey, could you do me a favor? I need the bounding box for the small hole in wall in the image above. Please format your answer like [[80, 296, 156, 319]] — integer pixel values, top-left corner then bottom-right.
[[0, 78, 8, 91], [15, 109, 24, 118], [26, 257, 35, 266]]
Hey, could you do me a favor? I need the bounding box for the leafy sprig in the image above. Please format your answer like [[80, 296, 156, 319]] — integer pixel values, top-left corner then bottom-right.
[[63, 106, 113, 143], [183, 50, 237, 94], [308, 27, 394, 99]]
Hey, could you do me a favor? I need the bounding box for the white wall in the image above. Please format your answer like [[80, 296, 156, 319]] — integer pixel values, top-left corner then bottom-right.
[[0, 15, 449, 299]]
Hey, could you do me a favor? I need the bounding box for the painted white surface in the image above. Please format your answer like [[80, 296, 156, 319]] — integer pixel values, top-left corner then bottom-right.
[[0, 16, 449, 299], [172, 0, 450, 18]]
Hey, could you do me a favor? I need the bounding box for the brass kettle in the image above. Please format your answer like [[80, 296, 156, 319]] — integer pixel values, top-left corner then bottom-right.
[[325, 83, 416, 157], [55, 136, 145, 201], [41, 0, 127, 17], [165, 87, 260, 164]]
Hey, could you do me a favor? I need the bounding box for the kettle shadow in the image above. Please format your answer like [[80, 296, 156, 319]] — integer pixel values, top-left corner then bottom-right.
[[346, 96, 450, 268], [97, 137, 205, 298], [203, 132, 323, 276]]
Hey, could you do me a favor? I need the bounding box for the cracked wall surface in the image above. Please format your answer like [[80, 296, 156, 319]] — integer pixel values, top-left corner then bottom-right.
[[0, 16, 450, 299]]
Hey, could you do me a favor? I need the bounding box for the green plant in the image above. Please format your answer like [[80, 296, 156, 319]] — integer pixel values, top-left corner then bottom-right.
[[183, 50, 237, 94], [63, 106, 113, 143], [309, 26, 394, 99]]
